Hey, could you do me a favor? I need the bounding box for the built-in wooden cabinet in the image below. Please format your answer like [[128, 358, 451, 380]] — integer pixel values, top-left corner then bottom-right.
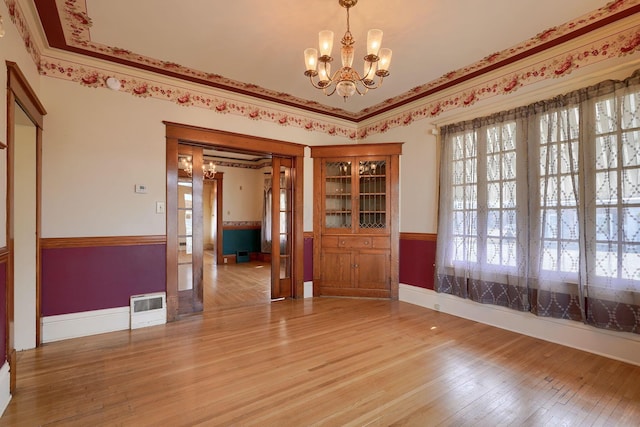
[[312, 143, 402, 299]]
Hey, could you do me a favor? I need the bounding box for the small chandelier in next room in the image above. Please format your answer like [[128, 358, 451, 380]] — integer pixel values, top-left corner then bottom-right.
[[303, 0, 392, 101], [180, 156, 217, 180]]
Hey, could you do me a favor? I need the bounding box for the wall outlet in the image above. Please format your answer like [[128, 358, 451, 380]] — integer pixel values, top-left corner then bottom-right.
[[223, 257, 228, 264], [434, 303, 441, 311]]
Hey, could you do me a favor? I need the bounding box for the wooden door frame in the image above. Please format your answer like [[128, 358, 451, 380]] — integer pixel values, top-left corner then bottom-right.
[[6, 61, 47, 393], [164, 122, 305, 321], [209, 172, 224, 266]]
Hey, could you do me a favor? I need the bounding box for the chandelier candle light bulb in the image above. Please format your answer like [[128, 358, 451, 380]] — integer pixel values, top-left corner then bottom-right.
[[303, 0, 392, 101]]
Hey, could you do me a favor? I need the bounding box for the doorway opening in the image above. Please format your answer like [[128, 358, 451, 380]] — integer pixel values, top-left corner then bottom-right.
[[165, 122, 305, 321], [5, 62, 47, 395]]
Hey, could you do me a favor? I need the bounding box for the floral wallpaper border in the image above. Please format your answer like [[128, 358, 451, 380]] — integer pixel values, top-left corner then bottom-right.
[[4, 0, 640, 140]]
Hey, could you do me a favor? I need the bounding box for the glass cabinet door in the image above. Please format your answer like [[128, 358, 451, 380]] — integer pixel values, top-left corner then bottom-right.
[[324, 161, 353, 229], [358, 159, 387, 230]]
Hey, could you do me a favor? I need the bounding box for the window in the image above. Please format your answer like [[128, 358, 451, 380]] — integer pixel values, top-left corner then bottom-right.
[[436, 72, 640, 333], [592, 93, 640, 283], [539, 108, 580, 275]]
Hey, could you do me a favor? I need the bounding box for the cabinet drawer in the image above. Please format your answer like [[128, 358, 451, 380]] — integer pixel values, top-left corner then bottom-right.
[[371, 237, 390, 249], [338, 236, 372, 248], [322, 236, 340, 248]]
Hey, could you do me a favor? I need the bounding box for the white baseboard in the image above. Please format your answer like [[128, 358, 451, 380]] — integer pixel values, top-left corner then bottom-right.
[[399, 284, 640, 366], [304, 281, 313, 298], [0, 362, 10, 416], [42, 306, 130, 343]]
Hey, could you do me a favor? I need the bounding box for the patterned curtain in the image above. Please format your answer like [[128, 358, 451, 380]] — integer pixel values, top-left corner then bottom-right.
[[436, 70, 640, 334]]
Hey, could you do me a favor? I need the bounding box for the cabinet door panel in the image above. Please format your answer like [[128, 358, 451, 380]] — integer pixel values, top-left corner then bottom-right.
[[321, 250, 353, 288], [357, 251, 389, 290]]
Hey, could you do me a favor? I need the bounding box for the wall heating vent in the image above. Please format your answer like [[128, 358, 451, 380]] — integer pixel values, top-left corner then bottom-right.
[[130, 292, 166, 329]]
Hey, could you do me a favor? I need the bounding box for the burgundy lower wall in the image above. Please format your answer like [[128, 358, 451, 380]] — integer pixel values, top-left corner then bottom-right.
[[304, 237, 313, 282], [41, 244, 166, 316], [399, 238, 437, 290], [0, 261, 6, 361]]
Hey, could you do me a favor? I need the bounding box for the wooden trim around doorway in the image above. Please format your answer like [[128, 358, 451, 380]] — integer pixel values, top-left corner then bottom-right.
[[6, 61, 47, 394], [164, 122, 306, 320]]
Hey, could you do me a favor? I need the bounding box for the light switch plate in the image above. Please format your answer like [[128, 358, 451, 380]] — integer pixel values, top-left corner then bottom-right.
[[156, 201, 165, 214]]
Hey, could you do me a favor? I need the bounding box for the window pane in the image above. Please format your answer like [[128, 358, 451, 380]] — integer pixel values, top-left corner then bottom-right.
[[502, 123, 516, 150], [542, 210, 558, 239], [469, 210, 478, 235], [622, 131, 640, 167], [542, 143, 558, 174], [487, 154, 500, 181], [542, 241, 558, 271], [596, 135, 618, 170], [453, 161, 465, 185], [503, 239, 517, 267], [559, 175, 577, 206], [540, 177, 558, 205], [560, 141, 579, 173], [455, 237, 478, 263], [503, 181, 516, 208], [503, 210, 516, 238], [596, 207, 618, 241], [487, 210, 501, 236], [453, 211, 465, 235], [595, 243, 618, 278], [487, 238, 501, 265], [623, 207, 640, 243], [560, 107, 580, 140], [621, 92, 640, 130], [560, 209, 578, 240], [453, 186, 464, 209], [622, 245, 640, 280], [595, 99, 617, 134], [465, 134, 477, 157], [453, 237, 465, 261], [487, 128, 500, 153], [487, 183, 500, 208], [596, 171, 617, 204], [503, 152, 516, 179], [560, 241, 579, 273], [465, 185, 477, 209], [622, 168, 640, 202], [466, 159, 477, 183]]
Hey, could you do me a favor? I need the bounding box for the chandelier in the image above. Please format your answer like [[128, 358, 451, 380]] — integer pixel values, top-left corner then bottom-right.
[[180, 156, 217, 180], [303, 0, 392, 101]]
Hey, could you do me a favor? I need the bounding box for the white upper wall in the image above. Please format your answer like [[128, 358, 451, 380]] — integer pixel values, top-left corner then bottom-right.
[[39, 76, 351, 237], [215, 165, 263, 222]]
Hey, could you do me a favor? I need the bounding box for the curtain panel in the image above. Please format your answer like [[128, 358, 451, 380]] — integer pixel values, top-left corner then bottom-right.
[[436, 70, 640, 334]]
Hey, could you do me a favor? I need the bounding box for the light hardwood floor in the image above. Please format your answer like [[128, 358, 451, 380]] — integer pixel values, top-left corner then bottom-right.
[[203, 253, 271, 310], [3, 295, 640, 426]]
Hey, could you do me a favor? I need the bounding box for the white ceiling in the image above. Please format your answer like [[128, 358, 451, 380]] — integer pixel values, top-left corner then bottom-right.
[[37, 0, 612, 116]]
